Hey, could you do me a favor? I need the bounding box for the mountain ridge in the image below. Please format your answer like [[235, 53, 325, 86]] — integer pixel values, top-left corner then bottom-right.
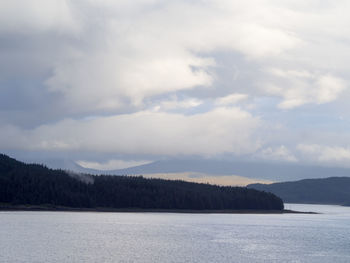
[[25, 157, 350, 182], [248, 177, 350, 206], [92, 159, 350, 182]]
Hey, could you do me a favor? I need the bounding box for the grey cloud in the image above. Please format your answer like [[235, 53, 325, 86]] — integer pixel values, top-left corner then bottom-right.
[[1, 0, 350, 167], [0, 107, 261, 156]]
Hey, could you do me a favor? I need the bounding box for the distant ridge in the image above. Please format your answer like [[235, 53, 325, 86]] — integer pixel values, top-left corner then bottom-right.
[[26, 157, 350, 183], [248, 177, 350, 206], [106, 159, 350, 181], [21, 158, 101, 175]]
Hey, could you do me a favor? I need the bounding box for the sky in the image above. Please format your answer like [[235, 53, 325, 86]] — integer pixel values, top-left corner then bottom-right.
[[1, 0, 350, 170]]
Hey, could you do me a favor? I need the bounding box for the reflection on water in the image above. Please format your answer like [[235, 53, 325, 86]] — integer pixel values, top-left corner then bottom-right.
[[1, 204, 350, 263]]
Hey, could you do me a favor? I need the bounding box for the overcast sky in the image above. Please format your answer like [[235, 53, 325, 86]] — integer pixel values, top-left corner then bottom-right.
[[1, 0, 350, 169]]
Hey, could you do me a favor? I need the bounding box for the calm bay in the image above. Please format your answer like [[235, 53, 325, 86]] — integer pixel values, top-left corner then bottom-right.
[[1, 204, 350, 263]]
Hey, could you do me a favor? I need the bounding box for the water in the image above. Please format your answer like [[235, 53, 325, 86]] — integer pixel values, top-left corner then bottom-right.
[[1, 204, 350, 263]]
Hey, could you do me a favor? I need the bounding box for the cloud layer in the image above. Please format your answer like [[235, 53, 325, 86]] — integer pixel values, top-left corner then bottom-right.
[[1, 0, 350, 167], [1, 107, 261, 156]]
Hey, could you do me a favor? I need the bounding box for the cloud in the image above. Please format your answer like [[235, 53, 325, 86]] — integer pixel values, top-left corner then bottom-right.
[[0, 0, 79, 34], [1, 0, 302, 115], [77, 159, 152, 170], [2, 0, 349, 116], [46, 48, 214, 111], [1, 0, 350, 166], [215, 93, 248, 106], [153, 97, 203, 111], [0, 107, 261, 156], [297, 144, 350, 165], [258, 145, 297, 162], [264, 70, 346, 109]]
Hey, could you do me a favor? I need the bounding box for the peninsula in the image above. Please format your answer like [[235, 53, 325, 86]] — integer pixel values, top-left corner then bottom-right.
[[0, 154, 286, 212]]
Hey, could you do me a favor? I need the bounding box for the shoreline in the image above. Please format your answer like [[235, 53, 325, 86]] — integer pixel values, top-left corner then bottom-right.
[[0, 204, 317, 214]]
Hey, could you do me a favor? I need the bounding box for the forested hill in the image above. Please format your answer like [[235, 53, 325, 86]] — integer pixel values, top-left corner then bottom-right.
[[0, 154, 283, 211], [248, 177, 350, 206]]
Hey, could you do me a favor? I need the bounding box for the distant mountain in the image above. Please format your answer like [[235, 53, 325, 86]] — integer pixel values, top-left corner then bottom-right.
[[27, 157, 350, 183], [0, 154, 284, 211], [247, 177, 350, 206], [22, 158, 100, 174], [107, 159, 350, 181]]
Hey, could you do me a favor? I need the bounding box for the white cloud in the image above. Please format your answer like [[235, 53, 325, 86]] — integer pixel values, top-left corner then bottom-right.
[[46, 48, 214, 110], [42, 1, 349, 113], [297, 144, 350, 164], [0, 107, 261, 156], [2, 0, 349, 114], [264, 70, 346, 109], [2, 0, 350, 163], [77, 159, 152, 170], [154, 97, 203, 111], [0, 0, 79, 33], [315, 75, 346, 103], [3, 0, 302, 113], [258, 145, 297, 162], [215, 93, 248, 106]]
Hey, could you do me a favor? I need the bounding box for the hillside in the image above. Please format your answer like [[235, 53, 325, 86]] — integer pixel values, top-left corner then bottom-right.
[[0, 154, 284, 211], [248, 177, 350, 205]]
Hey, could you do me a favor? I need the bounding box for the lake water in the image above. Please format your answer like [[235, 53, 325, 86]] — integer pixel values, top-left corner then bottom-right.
[[1, 204, 350, 263]]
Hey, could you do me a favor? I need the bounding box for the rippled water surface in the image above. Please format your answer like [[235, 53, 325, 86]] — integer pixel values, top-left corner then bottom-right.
[[1, 204, 350, 263]]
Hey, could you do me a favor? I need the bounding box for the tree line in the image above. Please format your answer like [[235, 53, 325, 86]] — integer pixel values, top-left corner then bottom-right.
[[0, 154, 284, 210]]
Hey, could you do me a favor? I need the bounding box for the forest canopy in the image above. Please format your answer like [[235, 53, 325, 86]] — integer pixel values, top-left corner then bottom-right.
[[0, 154, 283, 210]]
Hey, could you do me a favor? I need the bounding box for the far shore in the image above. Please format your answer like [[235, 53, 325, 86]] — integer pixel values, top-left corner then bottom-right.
[[0, 204, 318, 214]]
